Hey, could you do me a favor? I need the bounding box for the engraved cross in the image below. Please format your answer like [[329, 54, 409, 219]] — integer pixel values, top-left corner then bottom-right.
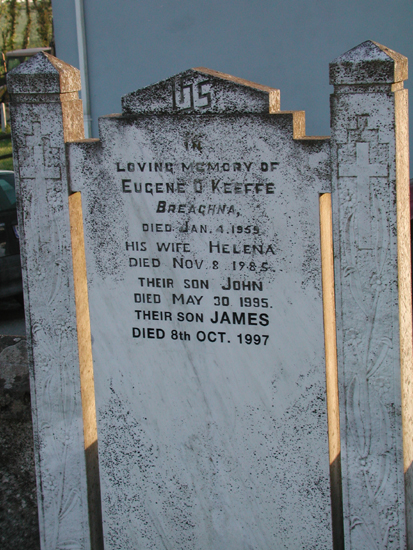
[[19, 122, 61, 181], [339, 141, 388, 249]]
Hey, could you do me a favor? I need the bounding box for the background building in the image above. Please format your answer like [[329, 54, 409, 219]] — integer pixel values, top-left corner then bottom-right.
[[52, 0, 412, 165]]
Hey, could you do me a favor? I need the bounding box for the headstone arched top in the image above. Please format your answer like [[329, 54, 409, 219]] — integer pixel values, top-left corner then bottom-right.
[[121, 67, 280, 115]]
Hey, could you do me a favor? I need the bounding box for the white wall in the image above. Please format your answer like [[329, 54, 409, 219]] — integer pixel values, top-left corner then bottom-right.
[[52, 0, 413, 159]]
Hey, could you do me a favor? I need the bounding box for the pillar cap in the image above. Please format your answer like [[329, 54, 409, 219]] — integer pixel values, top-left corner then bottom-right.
[[7, 52, 81, 94], [329, 40, 407, 86]]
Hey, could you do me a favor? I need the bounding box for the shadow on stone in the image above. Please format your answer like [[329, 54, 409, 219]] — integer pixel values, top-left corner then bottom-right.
[[330, 452, 344, 550], [85, 438, 104, 550]]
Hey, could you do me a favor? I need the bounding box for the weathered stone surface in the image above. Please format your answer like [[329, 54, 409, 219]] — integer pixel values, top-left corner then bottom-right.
[[8, 54, 90, 550], [330, 40, 411, 550], [0, 335, 40, 550], [330, 40, 408, 86], [122, 67, 280, 114], [7, 52, 81, 95], [69, 69, 333, 550], [7, 40, 412, 550]]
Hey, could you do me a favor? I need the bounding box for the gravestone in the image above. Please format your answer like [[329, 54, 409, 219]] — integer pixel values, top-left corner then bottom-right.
[[7, 41, 412, 550], [69, 68, 332, 550]]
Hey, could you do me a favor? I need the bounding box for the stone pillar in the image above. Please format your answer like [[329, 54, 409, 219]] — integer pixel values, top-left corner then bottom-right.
[[330, 41, 412, 549], [8, 53, 91, 550]]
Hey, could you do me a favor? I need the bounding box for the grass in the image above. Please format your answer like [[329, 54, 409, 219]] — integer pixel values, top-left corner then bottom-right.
[[0, 5, 51, 174], [0, 125, 13, 171], [0, 6, 44, 53]]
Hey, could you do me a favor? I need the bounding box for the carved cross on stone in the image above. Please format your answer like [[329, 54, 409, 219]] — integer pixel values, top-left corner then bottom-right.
[[338, 141, 388, 249], [19, 122, 61, 181]]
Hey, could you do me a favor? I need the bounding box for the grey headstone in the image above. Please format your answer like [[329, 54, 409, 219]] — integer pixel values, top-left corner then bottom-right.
[[7, 41, 412, 550], [68, 68, 333, 550]]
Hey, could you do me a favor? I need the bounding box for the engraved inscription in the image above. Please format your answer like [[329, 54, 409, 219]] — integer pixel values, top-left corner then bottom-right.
[[172, 77, 212, 111]]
